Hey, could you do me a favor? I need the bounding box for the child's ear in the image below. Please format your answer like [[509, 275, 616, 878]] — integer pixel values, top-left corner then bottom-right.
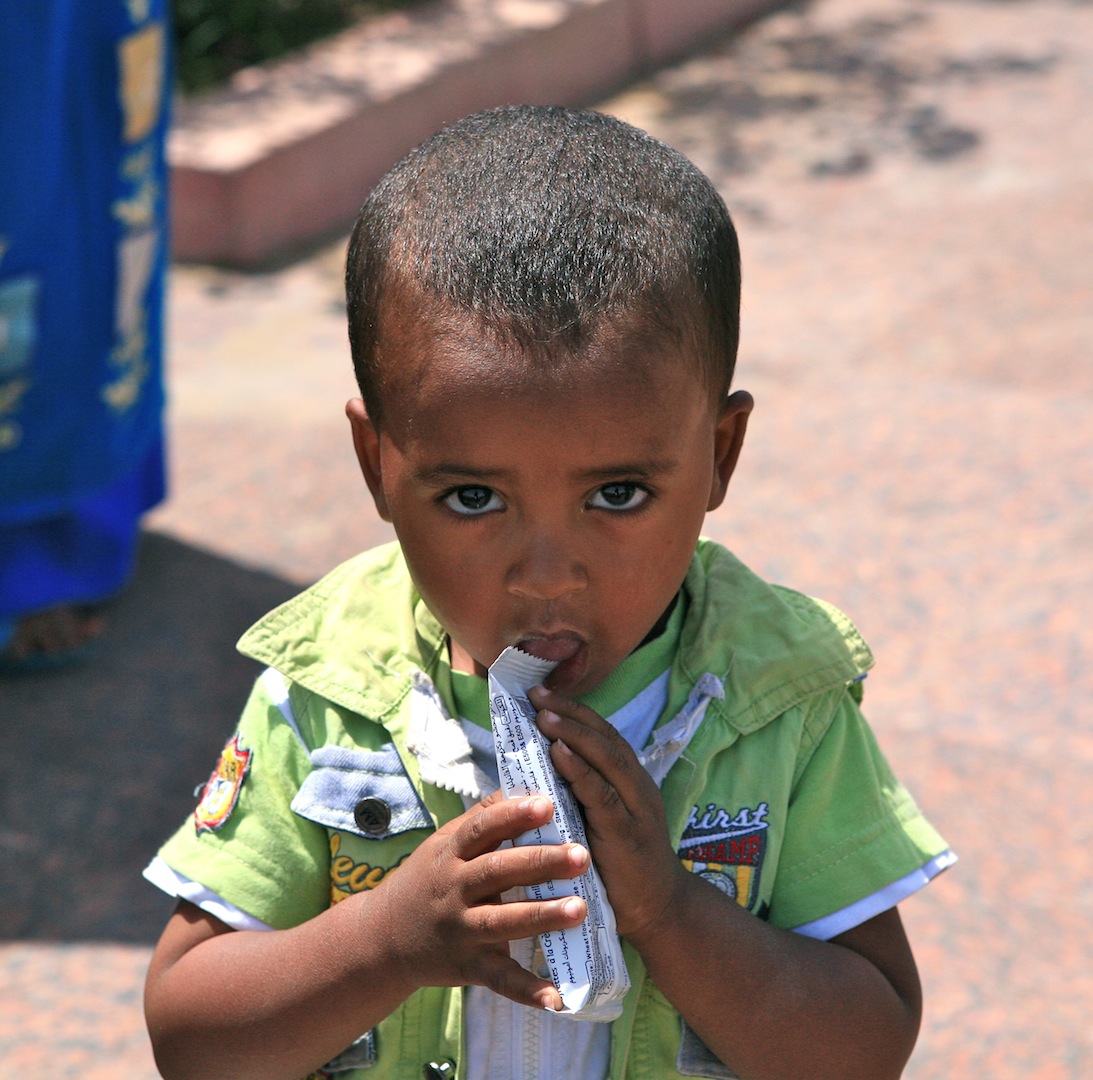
[[708, 389, 753, 511], [346, 398, 391, 522]]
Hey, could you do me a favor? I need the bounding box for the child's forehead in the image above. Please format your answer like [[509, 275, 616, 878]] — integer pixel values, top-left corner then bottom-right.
[[373, 289, 710, 422]]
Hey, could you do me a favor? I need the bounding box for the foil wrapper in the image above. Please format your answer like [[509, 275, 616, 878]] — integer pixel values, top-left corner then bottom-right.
[[488, 646, 630, 1021]]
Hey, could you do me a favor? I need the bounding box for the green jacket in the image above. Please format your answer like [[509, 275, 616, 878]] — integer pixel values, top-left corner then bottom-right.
[[156, 539, 948, 1079]]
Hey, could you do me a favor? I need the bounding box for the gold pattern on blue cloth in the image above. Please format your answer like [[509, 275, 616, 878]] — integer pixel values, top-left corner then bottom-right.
[[117, 23, 164, 143], [106, 9, 165, 417]]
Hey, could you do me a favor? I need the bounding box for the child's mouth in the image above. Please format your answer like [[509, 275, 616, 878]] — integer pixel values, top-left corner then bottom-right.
[[515, 634, 583, 664]]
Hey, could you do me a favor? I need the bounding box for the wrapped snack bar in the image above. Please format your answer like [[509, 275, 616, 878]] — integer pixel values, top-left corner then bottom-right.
[[488, 646, 630, 1021]]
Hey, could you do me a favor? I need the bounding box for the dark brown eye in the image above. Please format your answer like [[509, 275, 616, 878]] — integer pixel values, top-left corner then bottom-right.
[[443, 486, 502, 515], [589, 483, 647, 511]]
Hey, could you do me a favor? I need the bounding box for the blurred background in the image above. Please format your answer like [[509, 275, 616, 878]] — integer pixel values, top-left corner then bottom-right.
[[2, 0, 1091, 1075]]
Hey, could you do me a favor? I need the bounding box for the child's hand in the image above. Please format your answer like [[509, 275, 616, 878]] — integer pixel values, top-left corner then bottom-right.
[[528, 685, 689, 941], [369, 792, 589, 1010]]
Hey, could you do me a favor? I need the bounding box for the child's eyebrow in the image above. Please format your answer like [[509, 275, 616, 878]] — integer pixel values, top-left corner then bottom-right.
[[414, 464, 510, 484], [415, 460, 682, 484], [576, 459, 682, 482]]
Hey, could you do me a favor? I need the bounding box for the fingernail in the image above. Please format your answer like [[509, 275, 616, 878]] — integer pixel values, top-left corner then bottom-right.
[[520, 796, 548, 814], [563, 897, 583, 919], [538, 709, 560, 727], [568, 844, 588, 868]]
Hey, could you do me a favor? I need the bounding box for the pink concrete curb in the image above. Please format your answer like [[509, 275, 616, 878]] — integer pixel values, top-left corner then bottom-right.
[[170, 0, 783, 266]]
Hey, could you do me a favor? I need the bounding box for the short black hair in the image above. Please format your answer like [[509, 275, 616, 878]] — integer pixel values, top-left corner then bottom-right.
[[345, 105, 741, 423]]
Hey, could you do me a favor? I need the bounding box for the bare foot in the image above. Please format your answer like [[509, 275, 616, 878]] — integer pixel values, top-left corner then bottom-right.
[[2, 605, 107, 663]]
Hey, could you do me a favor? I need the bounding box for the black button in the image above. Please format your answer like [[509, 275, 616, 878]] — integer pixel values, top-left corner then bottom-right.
[[353, 797, 391, 835], [422, 1059, 456, 1079]]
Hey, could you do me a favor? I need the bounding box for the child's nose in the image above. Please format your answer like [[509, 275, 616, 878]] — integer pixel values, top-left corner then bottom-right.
[[505, 532, 587, 601]]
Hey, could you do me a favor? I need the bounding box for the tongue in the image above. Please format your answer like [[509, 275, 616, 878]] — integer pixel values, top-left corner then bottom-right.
[[518, 637, 581, 663]]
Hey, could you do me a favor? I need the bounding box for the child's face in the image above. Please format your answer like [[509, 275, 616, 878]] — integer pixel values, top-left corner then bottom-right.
[[348, 312, 751, 697]]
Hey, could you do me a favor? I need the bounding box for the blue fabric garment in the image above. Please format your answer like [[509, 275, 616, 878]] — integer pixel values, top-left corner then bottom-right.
[[0, 1, 170, 617], [0, 440, 164, 621]]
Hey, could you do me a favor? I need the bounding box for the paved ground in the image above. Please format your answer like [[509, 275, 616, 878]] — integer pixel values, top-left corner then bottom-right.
[[2, 0, 1091, 1075]]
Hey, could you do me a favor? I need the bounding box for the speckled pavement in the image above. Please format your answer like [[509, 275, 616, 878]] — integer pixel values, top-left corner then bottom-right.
[[2, 0, 1090, 1075]]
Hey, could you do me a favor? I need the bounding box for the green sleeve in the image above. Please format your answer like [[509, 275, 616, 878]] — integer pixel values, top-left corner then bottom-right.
[[767, 689, 949, 931], [156, 675, 331, 930]]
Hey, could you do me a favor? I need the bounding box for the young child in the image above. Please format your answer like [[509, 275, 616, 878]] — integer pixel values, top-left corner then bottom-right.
[[143, 105, 953, 1080]]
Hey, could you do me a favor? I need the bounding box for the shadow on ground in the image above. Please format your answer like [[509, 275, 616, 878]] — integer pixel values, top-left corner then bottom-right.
[[0, 532, 300, 944]]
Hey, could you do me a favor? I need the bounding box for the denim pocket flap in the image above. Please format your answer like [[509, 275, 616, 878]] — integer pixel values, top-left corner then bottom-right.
[[291, 743, 432, 840]]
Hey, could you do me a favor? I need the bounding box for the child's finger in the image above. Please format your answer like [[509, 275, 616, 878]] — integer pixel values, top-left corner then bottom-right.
[[548, 738, 628, 824], [475, 953, 565, 1013], [529, 686, 629, 764], [463, 840, 590, 903], [529, 684, 614, 738], [530, 687, 649, 809], [447, 794, 556, 859], [468, 894, 587, 946]]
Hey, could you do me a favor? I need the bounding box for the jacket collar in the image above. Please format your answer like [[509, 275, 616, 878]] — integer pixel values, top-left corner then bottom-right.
[[237, 542, 444, 739]]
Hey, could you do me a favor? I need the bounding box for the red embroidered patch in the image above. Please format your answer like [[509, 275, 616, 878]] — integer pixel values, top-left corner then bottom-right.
[[194, 733, 252, 834], [678, 801, 769, 910]]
